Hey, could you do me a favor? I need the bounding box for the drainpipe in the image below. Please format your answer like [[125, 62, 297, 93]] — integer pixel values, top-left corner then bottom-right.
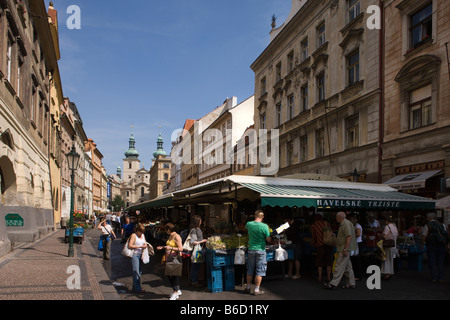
[[378, 0, 385, 184]]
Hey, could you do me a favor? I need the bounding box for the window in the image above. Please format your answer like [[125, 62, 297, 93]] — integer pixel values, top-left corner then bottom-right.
[[287, 51, 294, 73], [347, 50, 360, 86], [301, 38, 308, 61], [286, 141, 293, 166], [261, 73, 267, 93], [31, 85, 36, 122], [164, 173, 169, 181], [129, 162, 132, 169], [6, 39, 12, 82], [317, 23, 326, 47], [346, 115, 359, 148], [410, 3, 432, 48], [301, 84, 309, 112], [348, 0, 361, 23], [409, 84, 432, 130], [260, 113, 266, 129], [287, 95, 294, 120], [17, 56, 22, 97], [300, 135, 308, 162], [317, 73, 325, 102], [316, 129, 325, 158], [276, 62, 282, 82], [275, 103, 282, 127], [141, 187, 144, 197]]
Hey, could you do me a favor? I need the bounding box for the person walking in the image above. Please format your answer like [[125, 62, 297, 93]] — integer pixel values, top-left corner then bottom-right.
[[121, 215, 135, 243], [244, 210, 272, 295], [381, 215, 398, 280], [324, 212, 356, 289], [188, 215, 207, 287], [421, 212, 449, 282], [350, 215, 363, 281], [157, 223, 183, 300], [127, 223, 148, 293], [311, 213, 334, 284], [97, 218, 116, 260], [284, 217, 302, 279]]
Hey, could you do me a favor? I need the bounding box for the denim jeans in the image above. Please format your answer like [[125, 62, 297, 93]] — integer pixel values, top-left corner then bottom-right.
[[132, 253, 143, 291], [427, 244, 446, 281], [190, 262, 201, 283], [247, 250, 267, 277]]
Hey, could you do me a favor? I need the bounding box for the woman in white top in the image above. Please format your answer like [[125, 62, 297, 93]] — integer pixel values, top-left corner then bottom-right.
[[381, 216, 399, 280], [98, 219, 116, 260], [128, 223, 148, 293]]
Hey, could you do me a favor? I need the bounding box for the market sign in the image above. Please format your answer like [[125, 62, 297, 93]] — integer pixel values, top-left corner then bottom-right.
[[5, 214, 24, 227], [261, 196, 435, 210], [316, 199, 401, 209]]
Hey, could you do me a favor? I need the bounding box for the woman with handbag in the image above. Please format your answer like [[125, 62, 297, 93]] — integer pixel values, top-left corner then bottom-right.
[[157, 223, 183, 300], [188, 215, 207, 287], [128, 223, 148, 293], [97, 219, 116, 260], [381, 216, 398, 280]]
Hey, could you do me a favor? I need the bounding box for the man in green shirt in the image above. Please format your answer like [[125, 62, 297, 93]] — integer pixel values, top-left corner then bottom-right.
[[325, 211, 357, 289], [245, 210, 272, 295]]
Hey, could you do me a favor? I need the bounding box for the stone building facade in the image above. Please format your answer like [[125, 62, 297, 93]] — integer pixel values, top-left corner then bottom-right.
[[381, 0, 450, 198], [251, 0, 383, 182], [0, 0, 59, 249]]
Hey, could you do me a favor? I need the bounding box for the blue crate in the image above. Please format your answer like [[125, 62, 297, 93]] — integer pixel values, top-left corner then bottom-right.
[[207, 266, 223, 293], [223, 266, 235, 291], [206, 250, 234, 267]]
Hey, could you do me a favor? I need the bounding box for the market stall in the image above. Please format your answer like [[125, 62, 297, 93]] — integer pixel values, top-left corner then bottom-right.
[[124, 175, 436, 287]]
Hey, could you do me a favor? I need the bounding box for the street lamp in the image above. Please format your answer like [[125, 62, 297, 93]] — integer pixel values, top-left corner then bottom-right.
[[66, 142, 80, 257], [352, 168, 359, 183]]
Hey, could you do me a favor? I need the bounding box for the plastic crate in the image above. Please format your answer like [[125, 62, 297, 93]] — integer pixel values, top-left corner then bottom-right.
[[206, 250, 234, 267], [207, 266, 223, 293], [223, 266, 235, 291]]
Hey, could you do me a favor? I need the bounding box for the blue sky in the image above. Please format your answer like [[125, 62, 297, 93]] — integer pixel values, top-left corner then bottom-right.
[[46, 0, 291, 175]]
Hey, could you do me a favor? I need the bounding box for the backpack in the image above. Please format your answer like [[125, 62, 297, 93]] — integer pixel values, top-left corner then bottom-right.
[[427, 221, 449, 246]]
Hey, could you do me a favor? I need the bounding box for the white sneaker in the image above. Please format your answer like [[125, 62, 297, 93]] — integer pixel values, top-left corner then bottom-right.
[[169, 293, 179, 300], [177, 290, 182, 296]]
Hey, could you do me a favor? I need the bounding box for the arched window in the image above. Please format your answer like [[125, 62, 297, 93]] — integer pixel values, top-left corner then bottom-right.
[[141, 187, 144, 196]]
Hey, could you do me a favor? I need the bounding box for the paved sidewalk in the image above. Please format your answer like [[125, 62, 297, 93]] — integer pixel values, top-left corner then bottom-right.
[[0, 228, 120, 300]]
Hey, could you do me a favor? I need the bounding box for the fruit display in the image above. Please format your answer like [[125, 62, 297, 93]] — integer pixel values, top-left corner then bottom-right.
[[206, 234, 249, 250], [206, 236, 226, 250]]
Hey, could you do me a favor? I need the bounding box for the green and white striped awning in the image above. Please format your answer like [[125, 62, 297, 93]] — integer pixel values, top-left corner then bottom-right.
[[169, 175, 436, 210], [126, 194, 173, 211], [239, 183, 435, 210]]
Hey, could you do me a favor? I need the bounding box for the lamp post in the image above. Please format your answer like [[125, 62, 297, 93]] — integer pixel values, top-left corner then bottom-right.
[[352, 168, 359, 183], [66, 142, 80, 257]]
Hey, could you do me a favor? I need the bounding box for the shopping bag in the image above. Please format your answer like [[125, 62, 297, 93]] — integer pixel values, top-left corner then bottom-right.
[[234, 248, 246, 265], [323, 224, 337, 247], [191, 244, 204, 263], [165, 251, 183, 276], [121, 239, 134, 258], [182, 231, 193, 251], [142, 247, 150, 264], [275, 244, 288, 261], [97, 236, 104, 251]]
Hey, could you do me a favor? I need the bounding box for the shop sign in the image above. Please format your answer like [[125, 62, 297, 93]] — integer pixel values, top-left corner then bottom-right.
[[316, 199, 401, 209], [5, 214, 24, 227]]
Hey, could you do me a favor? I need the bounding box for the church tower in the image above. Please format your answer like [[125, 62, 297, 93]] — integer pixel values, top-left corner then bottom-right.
[[122, 125, 141, 184]]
